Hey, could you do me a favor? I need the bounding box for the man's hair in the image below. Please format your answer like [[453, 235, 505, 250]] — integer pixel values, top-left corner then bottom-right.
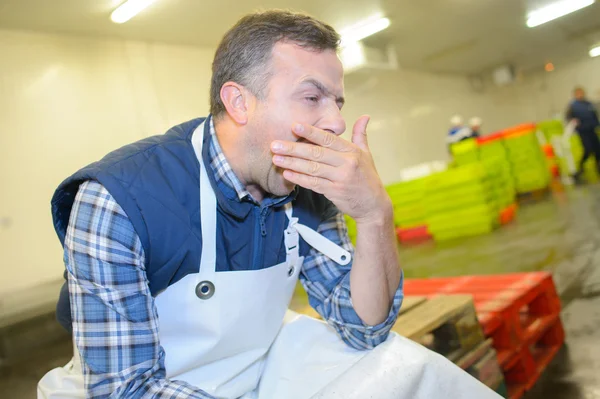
[[210, 10, 341, 118], [574, 86, 584, 93]]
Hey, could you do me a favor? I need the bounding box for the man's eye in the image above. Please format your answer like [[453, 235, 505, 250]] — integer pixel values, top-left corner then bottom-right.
[[306, 96, 319, 103]]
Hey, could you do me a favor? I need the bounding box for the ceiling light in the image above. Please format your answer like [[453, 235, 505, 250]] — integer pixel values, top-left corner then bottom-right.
[[111, 0, 157, 24], [526, 0, 595, 28], [590, 45, 600, 58], [340, 16, 390, 47], [339, 41, 366, 72]]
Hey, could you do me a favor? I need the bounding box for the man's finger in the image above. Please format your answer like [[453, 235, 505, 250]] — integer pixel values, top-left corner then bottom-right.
[[291, 123, 351, 152], [351, 115, 370, 150], [272, 155, 338, 180], [271, 141, 345, 166], [282, 170, 332, 194]]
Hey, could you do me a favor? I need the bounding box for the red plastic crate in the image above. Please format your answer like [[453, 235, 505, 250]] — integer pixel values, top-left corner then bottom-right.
[[503, 318, 564, 398], [504, 345, 537, 399], [396, 225, 431, 243], [542, 144, 555, 158], [477, 132, 504, 144], [502, 123, 537, 138], [499, 203, 517, 225], [495, 313, 562, 366]]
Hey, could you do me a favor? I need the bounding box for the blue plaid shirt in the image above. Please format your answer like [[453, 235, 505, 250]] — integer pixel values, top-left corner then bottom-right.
[[65, 119, 404, 398]]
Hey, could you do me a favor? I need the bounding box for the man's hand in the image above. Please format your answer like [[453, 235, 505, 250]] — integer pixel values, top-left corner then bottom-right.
[[272, 116, 401, 326], [271, 116, 392, 224]]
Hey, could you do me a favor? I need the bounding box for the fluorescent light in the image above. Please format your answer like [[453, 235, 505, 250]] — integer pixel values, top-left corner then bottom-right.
[[340, 16, 390, 47], [339, 41, 366, 72], [590, 45, 600, 58], [111, 0, 157, 24], [526, 0, 595, 28]]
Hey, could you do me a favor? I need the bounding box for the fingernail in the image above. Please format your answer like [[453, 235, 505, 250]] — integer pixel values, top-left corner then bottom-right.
[[272, 141, 283, 151], [273, 155, 285, 163], [294, 123, 304, 133]]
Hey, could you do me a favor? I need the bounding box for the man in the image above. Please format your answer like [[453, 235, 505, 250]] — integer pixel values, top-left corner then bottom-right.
[[566, 86, 600, 179], [447, 115, 476, 145], [38, 11, 500, 399], [468, 117, 483, 138]]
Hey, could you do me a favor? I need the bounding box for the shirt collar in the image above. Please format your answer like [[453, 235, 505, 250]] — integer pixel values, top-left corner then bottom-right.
[[207, 118, 253, 202], [206, 117, 295, 208]]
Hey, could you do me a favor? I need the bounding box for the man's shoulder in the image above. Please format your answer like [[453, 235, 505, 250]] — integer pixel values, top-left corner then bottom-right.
[[571, 99, 591, 107], [99, 117, 206, 170]]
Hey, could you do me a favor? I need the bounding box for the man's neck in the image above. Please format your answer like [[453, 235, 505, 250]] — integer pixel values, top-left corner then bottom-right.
[[213, 117, 266, 202]]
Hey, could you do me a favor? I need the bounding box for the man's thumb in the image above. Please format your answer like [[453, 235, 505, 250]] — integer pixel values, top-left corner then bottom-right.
[[352, 115, 370, 149]]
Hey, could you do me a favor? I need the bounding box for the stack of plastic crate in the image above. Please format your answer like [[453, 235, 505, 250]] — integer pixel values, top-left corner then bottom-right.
[[503, 124, 550, 194], [424, 164, 499, 241], [386, 178, 431, 242], [450, 138, 480, 166], [478, 133, 517, 224], [536, 120, 564, 142], [344, 215, 357, 245]]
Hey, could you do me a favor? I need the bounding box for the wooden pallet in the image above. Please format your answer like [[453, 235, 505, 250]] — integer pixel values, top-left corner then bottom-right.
[[290, 294, 430, 322], [291, 290, 486, 363], [394, 296, 506, 393], [403, 272, 564, 399], [457, 339, 505, 392], [391, 295, 486, 362]]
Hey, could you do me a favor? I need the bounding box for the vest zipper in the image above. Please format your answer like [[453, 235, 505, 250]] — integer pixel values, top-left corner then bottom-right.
[[257, 207, 270, 269], [260, 207, 268, 237], [252, 207, 261, 269], [252, 206, 269, 270]]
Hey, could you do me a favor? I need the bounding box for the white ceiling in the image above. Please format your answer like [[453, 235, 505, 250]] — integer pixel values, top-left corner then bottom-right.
[[0, 0, 599, 74]]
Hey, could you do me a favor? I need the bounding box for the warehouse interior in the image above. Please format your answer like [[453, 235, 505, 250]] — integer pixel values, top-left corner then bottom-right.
[[1, 0, 600, 398]]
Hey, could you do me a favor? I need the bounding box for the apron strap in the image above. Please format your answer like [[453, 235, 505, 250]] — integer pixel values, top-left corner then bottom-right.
[[284, 205, 352, 266], [193, 119, 218, 276]]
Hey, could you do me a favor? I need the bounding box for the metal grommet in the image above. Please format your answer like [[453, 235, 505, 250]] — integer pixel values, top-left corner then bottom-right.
[[288, 266, 295, 277], [195, 281, 215, 300]]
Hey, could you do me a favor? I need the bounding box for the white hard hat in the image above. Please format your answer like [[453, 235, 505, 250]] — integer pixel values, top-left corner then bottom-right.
[[469, 117, 482, 127], [450, 115, 463, 126]]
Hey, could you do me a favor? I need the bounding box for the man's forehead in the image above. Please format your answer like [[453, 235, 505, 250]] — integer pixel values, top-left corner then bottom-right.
[[270, 42, 344, 89]]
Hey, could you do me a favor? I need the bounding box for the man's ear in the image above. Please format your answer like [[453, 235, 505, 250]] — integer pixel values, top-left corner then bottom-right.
[[220, 82, 252, 125]]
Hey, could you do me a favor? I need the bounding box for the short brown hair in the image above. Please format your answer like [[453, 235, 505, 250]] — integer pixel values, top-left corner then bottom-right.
[[210, 10, 341, 118]]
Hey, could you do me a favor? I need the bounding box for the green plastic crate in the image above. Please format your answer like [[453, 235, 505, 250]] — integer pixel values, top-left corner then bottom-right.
[[431, 221, 496, 241]]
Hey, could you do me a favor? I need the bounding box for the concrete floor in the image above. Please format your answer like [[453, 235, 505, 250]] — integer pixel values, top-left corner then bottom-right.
[[2, 184, 600, 398]]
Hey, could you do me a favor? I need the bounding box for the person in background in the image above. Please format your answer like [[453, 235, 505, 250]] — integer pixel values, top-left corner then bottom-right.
[[447, 115, 478, 147], [566, 86, 600, 179], [468, 117, 483, 138]]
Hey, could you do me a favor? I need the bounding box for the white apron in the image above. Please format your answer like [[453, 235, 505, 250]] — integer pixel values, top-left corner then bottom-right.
[[37, 122, 352, 399], [149, 123, 353, 398], [38, 121, 501, 399]]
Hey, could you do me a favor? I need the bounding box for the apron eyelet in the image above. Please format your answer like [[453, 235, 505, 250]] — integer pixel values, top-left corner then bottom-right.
[[196, 281, 215, 299], [288, 266, 295, 277]]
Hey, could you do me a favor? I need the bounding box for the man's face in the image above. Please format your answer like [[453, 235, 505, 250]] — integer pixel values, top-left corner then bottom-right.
[[245, 42, 346, 197], [575, 89, 585, 100]]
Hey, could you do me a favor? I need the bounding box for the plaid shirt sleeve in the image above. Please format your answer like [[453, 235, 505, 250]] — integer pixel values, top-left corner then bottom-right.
[[299, 210, 404, 351], [65, 181, 215, 399]]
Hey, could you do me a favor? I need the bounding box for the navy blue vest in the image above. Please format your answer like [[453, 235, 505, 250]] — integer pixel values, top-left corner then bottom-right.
[[52, 117, 336, 331], [569, 100, 600, 133]]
